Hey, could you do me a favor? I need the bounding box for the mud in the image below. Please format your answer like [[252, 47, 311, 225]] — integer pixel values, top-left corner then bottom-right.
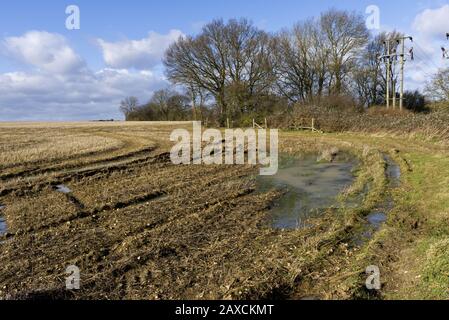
[[353, 154, 401, 245]]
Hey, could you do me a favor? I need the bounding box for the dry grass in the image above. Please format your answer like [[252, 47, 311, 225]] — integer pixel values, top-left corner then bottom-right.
[[0, 121, 448, 300], [274, 105, 449, 142], [0, 133, 123, 168]]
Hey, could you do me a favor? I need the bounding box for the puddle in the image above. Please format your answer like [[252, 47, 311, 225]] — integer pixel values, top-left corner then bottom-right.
[[0, 217, 6, 237], [257, 154, 357, 229], [353, 154, 401, 246], [55, 184, 72, 194], [53, 185, 86, 209], [0, 205, 7, 238], [384, 155, 401, 187], [367, 211, 388, 228], [357, 211, 387, 242]]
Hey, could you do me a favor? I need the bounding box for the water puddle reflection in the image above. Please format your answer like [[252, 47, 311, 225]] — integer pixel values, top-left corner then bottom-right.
[[0, 205, 7, 238], [257, 154, 357, 229], [55, 184, 72, 194], [353, 154, 401, 245]]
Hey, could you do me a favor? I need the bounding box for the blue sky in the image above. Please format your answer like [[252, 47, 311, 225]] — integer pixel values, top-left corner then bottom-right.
[[0, 0, 448, 120]]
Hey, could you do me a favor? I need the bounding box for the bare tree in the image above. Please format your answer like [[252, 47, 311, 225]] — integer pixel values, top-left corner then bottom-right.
[[224, 19, 275, 114], [425, 68, 449, 101], [164, 18, 275, 124], [120, 96, 139, 120], [164, 20, 228, 121], [274, 19, 330, 102], [352, 33, 388, 106], [150, 89, 190, 121], [187, 84, 209, 120], [273, 9, 369, 103], [320, 9, 369, 94]]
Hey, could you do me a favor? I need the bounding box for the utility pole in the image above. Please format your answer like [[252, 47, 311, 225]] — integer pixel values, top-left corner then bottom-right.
[[398, 36, 413, 111], [387, 41, 390, 109], [392, 48, 396, 110], [381, 41, 391, 109], [380, 36, 414, 110]]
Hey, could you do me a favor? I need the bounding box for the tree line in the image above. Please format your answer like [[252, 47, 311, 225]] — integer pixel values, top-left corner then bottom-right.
[[121, 9, 443, 124]]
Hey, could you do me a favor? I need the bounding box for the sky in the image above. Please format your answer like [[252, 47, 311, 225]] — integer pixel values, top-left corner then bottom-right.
[[0, 0, 448, 121]]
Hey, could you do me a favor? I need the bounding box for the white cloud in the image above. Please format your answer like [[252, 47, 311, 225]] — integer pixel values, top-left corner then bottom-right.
[[0, 31, 171, 121], [0, 68, 168, 120], [413, 4, 449, 37], [403, 5, 449, 91], [2, 31, 85, 74], [97, 30, 183, 69]]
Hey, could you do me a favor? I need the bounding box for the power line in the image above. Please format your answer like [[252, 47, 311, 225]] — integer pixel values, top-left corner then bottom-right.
[[413, 58, 435, 78], [409, 61, 435, 81], [414, 42, 441, 71], [376, 33, 448, 110]]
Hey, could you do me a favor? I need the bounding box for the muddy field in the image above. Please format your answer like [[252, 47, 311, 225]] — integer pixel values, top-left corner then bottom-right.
[[0, 122, 445, 300]]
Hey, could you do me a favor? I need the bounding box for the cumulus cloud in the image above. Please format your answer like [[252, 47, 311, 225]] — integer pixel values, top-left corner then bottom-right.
[[97, 30, 183, 69], [0, 31, 170, 121], [403, 4, 449, 92], [413, 4, 449, 38], [0, 69, 168, 120], [2, 31, 85, 74]]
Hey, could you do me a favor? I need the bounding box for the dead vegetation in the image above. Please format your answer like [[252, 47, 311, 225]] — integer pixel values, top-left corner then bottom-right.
[[0, 122, 447, 300], [274, 104, 449, 142]]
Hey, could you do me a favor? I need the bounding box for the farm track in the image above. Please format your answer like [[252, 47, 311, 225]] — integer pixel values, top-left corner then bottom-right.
[[0, 145, 158, 181], [0, 151, 266, 299], [0, 149, 171, 197], [0, 130, 130, 172], [4, 162, 254, 238], [0, 128, 163, 180]]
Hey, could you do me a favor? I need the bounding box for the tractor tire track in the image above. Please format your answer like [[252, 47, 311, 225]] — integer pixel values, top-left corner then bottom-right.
[[0, 152, 171, 198], [0, 146, 158, 182]]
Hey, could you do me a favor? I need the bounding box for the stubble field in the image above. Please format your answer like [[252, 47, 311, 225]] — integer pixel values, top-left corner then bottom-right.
[[0, 122, 448, 300]]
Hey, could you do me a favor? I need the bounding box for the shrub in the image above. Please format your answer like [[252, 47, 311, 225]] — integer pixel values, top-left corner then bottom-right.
[[403, 90, 427, 113]]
